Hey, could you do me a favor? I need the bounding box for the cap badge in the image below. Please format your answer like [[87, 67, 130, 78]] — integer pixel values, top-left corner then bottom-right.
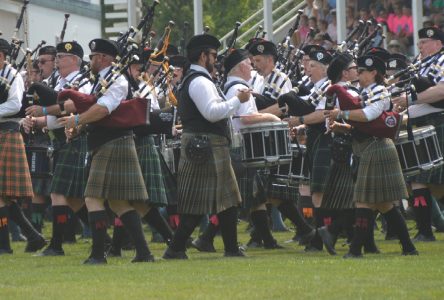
[[257, 44, 265, 53], [389, 60, 397, 68], [65, 43, 72, 52], [365, 58, 373, 67], [90, 41, 96, 51], [427, 29, 434, 38], [316, 52, 324, 60]]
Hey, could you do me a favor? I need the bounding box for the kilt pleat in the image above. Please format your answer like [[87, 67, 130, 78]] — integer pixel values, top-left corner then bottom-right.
[[135, 136, 168, 206], [156, 147, 178, 205], [85, 136, 148, 202], [353, 138, 408, 203], [321, 162, 355, 209], [177, 133, 241, 215], [50, 134, 88, 198], [410, 117, 444, 184], [306, 128, 332, 193], [0, 131, 33, 199]]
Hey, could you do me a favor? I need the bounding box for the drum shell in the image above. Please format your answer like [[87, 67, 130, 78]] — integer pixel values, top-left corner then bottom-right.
[[25, 146, 53, 178]]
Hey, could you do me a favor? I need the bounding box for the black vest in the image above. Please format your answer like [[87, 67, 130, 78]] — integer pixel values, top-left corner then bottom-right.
[[178, 69, 229, 138]]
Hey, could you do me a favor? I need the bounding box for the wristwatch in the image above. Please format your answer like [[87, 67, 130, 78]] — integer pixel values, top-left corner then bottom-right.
[[298, 116, 304, 124]]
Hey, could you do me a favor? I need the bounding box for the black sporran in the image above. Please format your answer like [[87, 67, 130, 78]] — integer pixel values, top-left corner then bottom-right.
[[331, 134, 352, 164], [185, 135, 211, 164]]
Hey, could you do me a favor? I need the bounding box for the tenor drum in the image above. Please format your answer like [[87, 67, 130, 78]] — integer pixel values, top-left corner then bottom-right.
[[25, 146, 53, 178], [240, 122, 291, 168], [273, 144, 310, 185], [395, 125, 443, 177]]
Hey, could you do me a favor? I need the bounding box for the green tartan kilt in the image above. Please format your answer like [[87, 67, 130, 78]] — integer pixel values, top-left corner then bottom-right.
[[135, 135, 168, 207], [306, 127, 332, 193], [177, 133, 241, 215], [321, 161, 355, 209], [353, 137, 408, 203], [231, 147, 268, 209], [0, 130, 33, 199], [50, 134, 88, 198], [32, 177, 51, 196], [85, 136, 148, 202], [409, 114, 444, 184]]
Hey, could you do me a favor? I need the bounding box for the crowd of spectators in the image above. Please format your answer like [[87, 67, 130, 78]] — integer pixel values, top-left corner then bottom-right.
[[292, 0, 444, 56]]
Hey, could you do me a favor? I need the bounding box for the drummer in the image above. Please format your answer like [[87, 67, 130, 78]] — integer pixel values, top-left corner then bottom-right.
[[392, 26, 444, 242]]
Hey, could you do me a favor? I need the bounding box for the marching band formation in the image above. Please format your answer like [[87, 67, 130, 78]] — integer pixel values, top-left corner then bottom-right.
[[1, 2, 444, 264]]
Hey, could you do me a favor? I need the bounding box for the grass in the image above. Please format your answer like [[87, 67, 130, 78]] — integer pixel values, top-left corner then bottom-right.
[[1, 221, 444, 300]]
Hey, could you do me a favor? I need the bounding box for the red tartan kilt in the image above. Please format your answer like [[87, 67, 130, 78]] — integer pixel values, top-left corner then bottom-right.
[[58, 89, 149, 128], [0, 131, 33, 199]]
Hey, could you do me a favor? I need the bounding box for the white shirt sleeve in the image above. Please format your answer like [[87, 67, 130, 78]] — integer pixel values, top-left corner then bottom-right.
[[188, 76, 241, 123], [96, 75, 128, 114], [0, 69, 23, 117]]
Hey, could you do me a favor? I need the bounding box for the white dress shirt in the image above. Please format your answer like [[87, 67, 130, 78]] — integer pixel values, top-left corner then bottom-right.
[[0, 65, 24, 123], [188, 64, 241, 123], [361, 83, 391, 121], [93, 66, 129, 114]]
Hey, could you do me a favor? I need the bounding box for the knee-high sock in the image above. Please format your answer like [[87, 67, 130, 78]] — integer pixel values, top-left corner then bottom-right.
[[31, 203, 46, 233], [250, 210, 276, 247], [75, 205, 89, 227], [88, 210, 108, 259], [120, 210, 151, 258], [111, 217, 125, 253], [349, 208, 373, 255], [63, 209, 78, 242], [170, 214, 202, 252], [412, 188, 433, 236], [278, 202, 313, 235], [143, 208, 174, 244], [383, 206, 416, 253], [48, 206, 70, 250], [8, 202, 42, 242], [218, 207, 238, 252], [363, 211, 378, 251], [0, 206, 11, 251]]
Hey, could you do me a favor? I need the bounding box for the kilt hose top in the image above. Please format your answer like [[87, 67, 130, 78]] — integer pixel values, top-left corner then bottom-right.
[[306, 126, 332, 193], [0, 130, 33, 199], [134, 135, 168, 207], [50, 134, 89, 199], [177, 132, 241, 215], [84, 135, 148, 202], [409, 113, 444, 185], [352, 137, 408, 204]]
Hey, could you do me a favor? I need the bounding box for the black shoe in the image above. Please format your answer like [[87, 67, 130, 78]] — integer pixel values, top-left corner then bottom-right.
[[224, 248, 246, 257], [83, 256, 107, 265], [299, 229, 316, 246], [106, 246, 121, 257], [304, 245, 323, 252], [318, 227, 336, 256], [364, 246, 381, 254], [131, 254, 155, 263], [246, 239, 263, 248], [343, 252, 363, 259], [35, 247, 65, 256], [191, 237, 216, 252], [412, 233, 436, 242], [402, 249, 419, 256], [0, 248, 13, 255], [25, 237, 47, 253], [162, 247, 188, 260], [264, 240, 285, 249]]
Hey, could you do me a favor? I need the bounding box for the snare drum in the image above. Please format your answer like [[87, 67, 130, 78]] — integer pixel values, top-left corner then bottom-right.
[[240, 122, 291, 168], [25, 146, 53, 178], [395, 125, 443, 176], [273, 144, 310, 185]]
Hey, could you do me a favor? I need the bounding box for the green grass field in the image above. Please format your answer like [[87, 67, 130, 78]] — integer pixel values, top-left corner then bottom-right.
[[1, 221, 444, 300]]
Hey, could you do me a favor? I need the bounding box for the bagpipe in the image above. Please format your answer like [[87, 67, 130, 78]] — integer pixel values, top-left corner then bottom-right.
[[325, 84, 401, 139]]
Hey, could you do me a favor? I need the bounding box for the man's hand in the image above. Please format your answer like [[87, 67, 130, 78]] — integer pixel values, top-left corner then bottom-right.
[[57, 114, 76, 129], [237, 88, 251, 103], [22, 117, 35, 134]]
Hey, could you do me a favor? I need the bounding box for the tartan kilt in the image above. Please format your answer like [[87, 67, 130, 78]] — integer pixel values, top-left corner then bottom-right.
[[267, 182, 299, 203], [157, 147, 178, 206], [230, 147, 268, 209], [409, 114, 444, 184], [135, 135, 168, 207], [306, 127, 332, 193], [177, 133, 241, 215], [32, 177, 51, 196], [50, 134, 88, 198], [321, 161, 355, 209], [85, 136, 148, 202], [0, 130, 33, 199], [353, 137, 408, 204]]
